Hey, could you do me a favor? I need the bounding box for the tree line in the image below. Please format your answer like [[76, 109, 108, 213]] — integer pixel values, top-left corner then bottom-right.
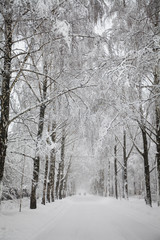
[[0, 0, 160, 209]]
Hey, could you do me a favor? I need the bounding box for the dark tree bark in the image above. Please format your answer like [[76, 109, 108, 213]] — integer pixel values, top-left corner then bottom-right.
[[30, 62, 48, 209], [50, 122, 56, 202], [30, 103, 46, 209], [107, 158, 110, 197], [130, 122, 152, 207], [139, 79, 152, 206], [19, 150, 26, 212], [123, 130, 128, 199], [151, 0, 160, 206], [42, 155, 49, 205], [47, 120, 56, 202], [136, 78, 152, 207], [140, 126, 152, 206], [56, 128, 66, 199], [47, 181, 50, 203], [154, 72, 160, 206], [50, 150, 56, 202], [114, 142, 118, 199], [56, 161, 61, 199], [59, 128, 65, 199], [30, 155, 40, 209], [0, 1, 12, 199]]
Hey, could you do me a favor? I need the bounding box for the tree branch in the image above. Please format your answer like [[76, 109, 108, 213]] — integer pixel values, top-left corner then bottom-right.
[[9, 84, 95, 125]]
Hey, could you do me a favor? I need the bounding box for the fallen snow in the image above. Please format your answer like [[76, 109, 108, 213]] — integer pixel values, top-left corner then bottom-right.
[[0, 195, 160, 240]]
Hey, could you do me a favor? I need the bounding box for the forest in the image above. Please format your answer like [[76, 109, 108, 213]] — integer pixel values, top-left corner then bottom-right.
[[0, 0, 160, 212]]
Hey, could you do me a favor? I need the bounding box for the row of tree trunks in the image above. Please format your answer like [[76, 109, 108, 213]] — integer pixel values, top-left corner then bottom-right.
[[105, 126, 152, 204], [42, 78, 57, 204], [0, 1, 12, 200]]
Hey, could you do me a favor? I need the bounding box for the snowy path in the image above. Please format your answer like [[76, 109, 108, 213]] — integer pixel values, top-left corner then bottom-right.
[[1, 195, 160, 240], [32, 195, 160, 240]]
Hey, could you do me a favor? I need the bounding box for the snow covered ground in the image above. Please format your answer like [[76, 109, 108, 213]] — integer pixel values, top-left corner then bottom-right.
[[0, 195, 160, 240]]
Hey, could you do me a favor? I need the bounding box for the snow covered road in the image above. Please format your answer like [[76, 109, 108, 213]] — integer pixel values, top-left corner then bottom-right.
[[33, 195, 160, 240], [1, 195, 160, 240]]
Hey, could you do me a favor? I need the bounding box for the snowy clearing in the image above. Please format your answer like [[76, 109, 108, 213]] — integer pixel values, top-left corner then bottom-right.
[[0, 195, 160, 240]]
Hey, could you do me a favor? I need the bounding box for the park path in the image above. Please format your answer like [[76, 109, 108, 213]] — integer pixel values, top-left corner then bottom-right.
[[32, 195, 160, 240]]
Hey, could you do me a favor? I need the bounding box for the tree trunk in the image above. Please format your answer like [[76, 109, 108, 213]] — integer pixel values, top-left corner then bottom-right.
[[42, 155, 49, 205], [107, 158, 110, 197], [154, 72, 160, 206], [0, 2, 12, 201], [30, 155, 40, 209], [30, 103, 46, 209], [155, 102, 160, 207], [46, 120, 56, 202], [141, 127, 152, 206], [59, 128, 65, 199], [47, 182, 50, 203], [134, 180, 136, 195], [50, 151, 56, 202], [114, 142, 118, 199], [153, 3, 160, 204], [63, 179, 67, 198], [19, 151, 26, 212], [47, 157, 55, 203], [138, 77, 152, 207], [30, 61, 48, 209], [56, 162, 61, 199], [56, 128, 65, 200], [123, 130, 128, 199], [149, 0, 160, 206]]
